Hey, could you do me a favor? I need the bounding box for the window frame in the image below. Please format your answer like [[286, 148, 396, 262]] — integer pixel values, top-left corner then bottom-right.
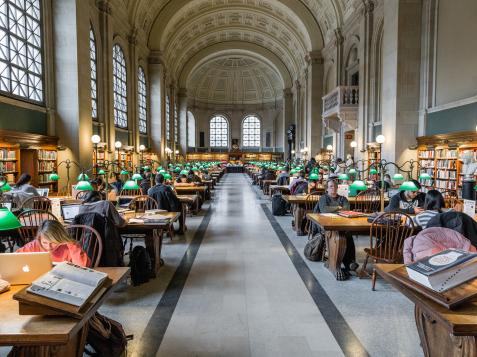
[[137, 65, 147, 134], [165, 94, 170, 141], [209, 114, 229, 148], [89, 25, 97, 121], [112, 43, 127, 129], [242, 115, 261, 147], [0, 0, 45, 105]]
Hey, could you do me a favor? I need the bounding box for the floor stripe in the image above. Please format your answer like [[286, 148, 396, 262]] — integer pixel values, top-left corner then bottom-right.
[[134, 205, 213, 356], [260, 203, 370, 357]]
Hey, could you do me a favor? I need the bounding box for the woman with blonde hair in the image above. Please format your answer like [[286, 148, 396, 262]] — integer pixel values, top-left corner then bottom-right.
[[17, 220, 90, 267]]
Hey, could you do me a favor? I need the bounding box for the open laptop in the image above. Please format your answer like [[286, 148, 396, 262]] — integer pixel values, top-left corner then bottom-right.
[[37, 188, 49, 197], [117, 197, 133, 209], [61, 203, 81, 223], [0, 252, 52, 285]]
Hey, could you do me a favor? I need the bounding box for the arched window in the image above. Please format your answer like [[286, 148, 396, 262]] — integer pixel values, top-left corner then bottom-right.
[[242, 115, 261, 147], [112, 44, 127, 128], [137, 66, 147, 134], [0, 0, 43, 102], [89, 27, 97, 121], [165, 95, 170, 141], [187, 111, 195, 147], [174, 101, 178, 143], [210, 115, 228, 148]]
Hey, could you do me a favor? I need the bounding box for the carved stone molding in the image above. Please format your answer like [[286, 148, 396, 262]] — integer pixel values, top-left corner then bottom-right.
[[96, 0, 112, 15]]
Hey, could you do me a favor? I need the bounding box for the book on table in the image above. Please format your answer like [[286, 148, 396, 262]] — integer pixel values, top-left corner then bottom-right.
[[406, 249, 477, 292], [337, 210, 367, 218]]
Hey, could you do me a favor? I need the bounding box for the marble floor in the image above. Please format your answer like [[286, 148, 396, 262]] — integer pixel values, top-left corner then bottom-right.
[[0, 173, 424, 357]]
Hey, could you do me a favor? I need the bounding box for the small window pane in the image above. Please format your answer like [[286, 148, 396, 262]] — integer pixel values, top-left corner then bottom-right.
[[242, 115, 261, 147], [209, 115, 228, 147]]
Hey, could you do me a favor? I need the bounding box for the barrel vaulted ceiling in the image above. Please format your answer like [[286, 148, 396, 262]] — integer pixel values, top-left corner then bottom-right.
[[122, 0, 351, 102]]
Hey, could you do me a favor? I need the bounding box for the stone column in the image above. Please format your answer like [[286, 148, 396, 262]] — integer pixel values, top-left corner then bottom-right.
[[52, 0, 92, 184], [178, 88, 188, 155], [128, 29, 138, 159], [169, 84, 176, 155], [381, 0, 422, 164], [43, 0, 56, 136], [148, 51, 164, 159], [294, 80, 302, 156], [282, 88, 293, 160], [305, 51, 324, 159]]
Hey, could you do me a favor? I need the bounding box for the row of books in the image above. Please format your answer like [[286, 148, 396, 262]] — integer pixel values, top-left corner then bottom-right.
[[436, 171, 457, 179], [435, 149, 458, 158], [434, 179, 457, 190], [38, 161, 56, 172], [435, 159, 457, 169], [0, 149, 16, 160], [419, 159, 435, 168], [418, 150, 434, 159], [0, 161, 16, 172], [38, 173, 57, 184], [38, 150, 57, 160]]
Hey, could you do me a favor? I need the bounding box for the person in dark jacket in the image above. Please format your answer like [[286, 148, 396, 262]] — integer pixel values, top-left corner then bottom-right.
[[385, 180, 425, 214], [79, 191, 126, 227], [148, 174, 184, 233], [427, 211, 477, 248]]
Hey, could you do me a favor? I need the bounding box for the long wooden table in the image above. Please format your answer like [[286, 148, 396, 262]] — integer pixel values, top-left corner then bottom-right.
[[376, 264, 477, 357], [306, 213, 372, 280], [0, 267, 129, 356], [119, 211, 180, 275], [174, 185, 207, 201]]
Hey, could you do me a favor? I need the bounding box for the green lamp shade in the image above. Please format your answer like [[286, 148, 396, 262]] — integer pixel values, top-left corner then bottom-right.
[[143, 166, 151, 172], [350, 180, 367, 191], [77, 173, 89, 181], [76, 180, 93, 191], [338, 173, 349, 180], [180, 170, 189, 175], [49, 172, 59, 181], [174, 168, 181, 173], [158, 169, 166, 174], [399, 181, 418, 191], [0, 182, 11, 192], [393, 173, 404, 181], [132, 173, 143, 181], [369, 168, 378, 175], [309, 173, 319, 181], [98, 169, 105, 175], [0, 208, 21, 230], [163, 173, 172, 180], [474, 184, 477, 191], [419, 173, 432, 180], [120, 169, 129, 175], [348, 168, 357, 174], [123, 179, 140, 190]]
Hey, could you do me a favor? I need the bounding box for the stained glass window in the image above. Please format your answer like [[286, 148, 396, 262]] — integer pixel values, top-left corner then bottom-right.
[[112, 44, 127, 128], [165, 95, 170, 141], [0, 0, 43, 103], [137, 66, 147, 134], [242, 115, 261, 147], [89, 27, 97, 120], [210, 115, 228, 147]]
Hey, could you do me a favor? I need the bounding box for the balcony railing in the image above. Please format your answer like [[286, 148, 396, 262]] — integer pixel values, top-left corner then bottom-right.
[[322, 86, 359, 117]]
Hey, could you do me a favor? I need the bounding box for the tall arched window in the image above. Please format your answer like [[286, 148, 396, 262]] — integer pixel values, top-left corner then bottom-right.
[[112, 44, 127, 128], [89, 27, 97, 121], [0, 0, 43, 103], [187, 111, 196, 148], [210, 115, 228, 148], [174, 102, 178, 143], [165, 95, 170, 141], [137, 66, 147, 134], [242, 115, 261, 147]]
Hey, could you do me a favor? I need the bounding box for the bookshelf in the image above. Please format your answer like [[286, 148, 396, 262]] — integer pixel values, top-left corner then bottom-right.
[[366, 144, 381, 169], [0, 143, 20, 184], [36, 147, 58, 191], [115, 150, 133, 172]]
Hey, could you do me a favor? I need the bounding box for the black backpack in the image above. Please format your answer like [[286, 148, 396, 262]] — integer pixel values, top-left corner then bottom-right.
[[129, 246, 154, 286], [272, 193, 288, 216], [304, 232, 326, 261], [85, 312, 131, 356]]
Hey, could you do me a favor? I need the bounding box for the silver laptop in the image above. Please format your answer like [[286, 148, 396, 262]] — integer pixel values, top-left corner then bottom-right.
[[37, 188, 49, 197], [0, 252, 52, 285], [61, 203, 81, 223]]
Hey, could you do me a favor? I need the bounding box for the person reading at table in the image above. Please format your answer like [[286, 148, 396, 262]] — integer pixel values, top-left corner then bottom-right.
[[79, 191, 126, 227], [17, 220, 91, 267], [385, 179, 425, 214], [413, 189, 462, 228], [289, 171, 307, 194], [188, 170, 202, 184], [318, 180, 358, 273], [148, 174, 185, 234]]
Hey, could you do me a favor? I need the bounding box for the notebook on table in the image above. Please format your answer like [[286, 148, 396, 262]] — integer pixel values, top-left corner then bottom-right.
[[337, 210, 368, 218], [0, 252, 52, 285]]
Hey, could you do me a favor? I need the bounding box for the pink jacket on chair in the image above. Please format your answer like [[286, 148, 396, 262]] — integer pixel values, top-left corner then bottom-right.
[[403, 227, 477, 264]]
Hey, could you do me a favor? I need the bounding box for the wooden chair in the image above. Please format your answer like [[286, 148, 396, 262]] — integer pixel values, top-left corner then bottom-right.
[[303, 194, 320, 234], [75, 190, 90, 200], [441, 189, 459, 208], [21, 196, 52, 211], [66, 224, 103, 268], [355, 188, 381, 213], [119, 189, 142, 196], [360, 212, 415, 290], [17, 209, 59, 246], [129, 195, 158, 212]]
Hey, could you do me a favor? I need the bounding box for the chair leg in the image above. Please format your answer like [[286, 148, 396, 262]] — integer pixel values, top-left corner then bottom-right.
[[359, 254, 370, 279], [371, 267, 377, 291]]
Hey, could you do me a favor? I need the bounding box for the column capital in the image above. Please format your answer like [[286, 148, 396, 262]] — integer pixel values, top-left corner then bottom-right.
[[148, 50, 165, 65], [128, 27, 138, 46], [333, 28, 344, 46], [305, 50, 323, 65], [283, 88, 293, 97], [178, 88, 187, 97], [96, 0, 112, 15]]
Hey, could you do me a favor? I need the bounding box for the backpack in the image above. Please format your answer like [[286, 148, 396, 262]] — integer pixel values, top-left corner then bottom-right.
[[85, 312, 131, 356], [304, 232, 326, 261], [272, 193, 288, 216], [129, 246, 154, 286]]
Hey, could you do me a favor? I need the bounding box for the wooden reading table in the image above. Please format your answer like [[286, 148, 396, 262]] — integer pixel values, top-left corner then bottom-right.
[[283, 195, 321, 235], [0, 267, 129, 356], [174, 185, 207, 201], [376, 263, 477, 357], [306, 213, 372, 281]]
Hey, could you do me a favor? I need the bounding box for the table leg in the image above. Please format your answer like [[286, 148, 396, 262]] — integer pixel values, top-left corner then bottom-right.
[[145, 229, 164, 277], [325, 231, 349, 281], [414, 305, 477, 356]]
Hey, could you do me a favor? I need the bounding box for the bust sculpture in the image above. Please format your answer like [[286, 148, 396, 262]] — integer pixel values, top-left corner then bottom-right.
[[460, 150, 477, 181]]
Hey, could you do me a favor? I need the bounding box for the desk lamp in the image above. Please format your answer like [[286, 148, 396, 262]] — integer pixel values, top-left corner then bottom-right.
[[0, 208, 21, 230]]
